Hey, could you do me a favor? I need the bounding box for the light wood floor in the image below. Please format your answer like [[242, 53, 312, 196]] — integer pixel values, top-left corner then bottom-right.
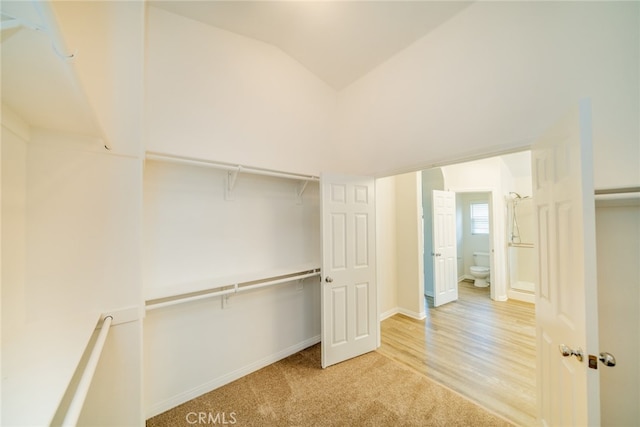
[[379, 281, 536, 427]]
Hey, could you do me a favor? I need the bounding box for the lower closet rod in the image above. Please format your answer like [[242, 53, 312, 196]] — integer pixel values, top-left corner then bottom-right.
[[145, 270, 321, 311], [62, 315, 113, 427]]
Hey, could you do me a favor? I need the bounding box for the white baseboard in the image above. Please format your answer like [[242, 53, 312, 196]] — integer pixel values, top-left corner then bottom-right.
[[508, 289, 536, 304], [381, 307, 425, 321], [380, 307, 399, 321], [398, 307, 426, 320], [146, 335, 321, 419]]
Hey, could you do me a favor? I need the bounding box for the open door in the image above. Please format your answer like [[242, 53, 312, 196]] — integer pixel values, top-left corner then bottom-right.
[[533, 99, 600, 425], [321, 173, 377, 368], [432, 190, 458, 307]]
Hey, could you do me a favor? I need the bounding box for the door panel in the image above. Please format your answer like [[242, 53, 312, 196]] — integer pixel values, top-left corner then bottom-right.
[[331, 286, 347, 345], [533, 99, 599, 426], [321, 174, 377, 368], [355, 282, 370, 338], [432, 190, 458, 307], [330, 213, 347, 270], [354, 214, 369, 267]]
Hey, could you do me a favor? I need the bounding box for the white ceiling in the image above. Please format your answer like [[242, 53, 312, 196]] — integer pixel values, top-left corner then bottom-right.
[[149, 1, 473, 90], [1, 1, 100, 136]]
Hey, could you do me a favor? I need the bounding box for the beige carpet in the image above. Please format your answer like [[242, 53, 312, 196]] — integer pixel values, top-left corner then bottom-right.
[[147, 344, 513, 426]]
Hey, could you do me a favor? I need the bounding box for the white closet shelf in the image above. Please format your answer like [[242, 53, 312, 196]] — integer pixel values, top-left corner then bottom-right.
[[146, 151, 320, 182], [144, 264, 322, 304], [2, 311, 102, 426]]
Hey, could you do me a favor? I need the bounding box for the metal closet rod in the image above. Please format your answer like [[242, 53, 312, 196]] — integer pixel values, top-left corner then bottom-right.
[[594, 186, 640, 201], [594, 186, 640, 195], [146, 152, 320, 182], [145, 268, 321, 311]]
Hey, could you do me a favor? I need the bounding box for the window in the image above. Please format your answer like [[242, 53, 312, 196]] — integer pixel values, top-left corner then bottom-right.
[[470, 202, 489, 235]]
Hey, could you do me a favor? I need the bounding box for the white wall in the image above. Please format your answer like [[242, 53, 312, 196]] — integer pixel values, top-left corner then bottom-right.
[[395, 172, 425, 319], [142, 160, 321, 417], [143, 161, 320, 290], [144, 6, 337, 176], [335, 1, 639, 188], [26, 136, 142, 319], [595, 202, 640, 425], [376, 172, 425, 320], [1, 121, 28, 336], [376, 176, 398, 318]]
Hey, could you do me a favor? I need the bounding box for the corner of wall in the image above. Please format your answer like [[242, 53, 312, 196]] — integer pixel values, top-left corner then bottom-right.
[[1, 104, 31, 142]]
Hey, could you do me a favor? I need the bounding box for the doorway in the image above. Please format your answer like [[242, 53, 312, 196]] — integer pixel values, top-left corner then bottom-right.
[[453, 191, 492, 296], [420, 151, 534, 307], [376, 151, 537, 424], [376, 151, 536, 317]]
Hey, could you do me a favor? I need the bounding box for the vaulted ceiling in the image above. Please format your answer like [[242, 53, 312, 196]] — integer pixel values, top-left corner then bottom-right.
[[149, 1, 473, 90], [1, 1, 472, 137]]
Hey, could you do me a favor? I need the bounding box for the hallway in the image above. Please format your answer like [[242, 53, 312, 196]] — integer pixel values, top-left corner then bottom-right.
[[379, 281, 536, 426]]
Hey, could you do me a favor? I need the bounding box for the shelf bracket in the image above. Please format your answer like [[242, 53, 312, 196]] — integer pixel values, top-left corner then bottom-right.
[[224, 166, 242, 201], [222, 284, 238, 309], [296, 180, 309, 205]]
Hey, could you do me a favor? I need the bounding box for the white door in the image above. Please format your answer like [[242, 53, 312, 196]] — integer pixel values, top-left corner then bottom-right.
[[432, 190, 458, 307], [533, 99, 600, 426], [321, 173, 377, 368]]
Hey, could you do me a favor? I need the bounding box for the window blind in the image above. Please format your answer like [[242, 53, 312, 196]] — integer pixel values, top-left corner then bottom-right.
[[471, 203, 489, 234]]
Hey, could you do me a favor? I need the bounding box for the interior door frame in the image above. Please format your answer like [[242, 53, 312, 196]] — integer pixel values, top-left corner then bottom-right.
[[383, 136, 600, 422], [437, 187, 499, 302]]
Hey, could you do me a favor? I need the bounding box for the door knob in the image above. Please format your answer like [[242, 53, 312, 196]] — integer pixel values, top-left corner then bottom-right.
[[559, 344, 584, 362], [325, 276, 333, 283], [599, 352, 616, 367]]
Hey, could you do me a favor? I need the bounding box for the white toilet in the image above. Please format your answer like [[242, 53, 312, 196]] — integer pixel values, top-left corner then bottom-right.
[[470, 252, 490, 287]]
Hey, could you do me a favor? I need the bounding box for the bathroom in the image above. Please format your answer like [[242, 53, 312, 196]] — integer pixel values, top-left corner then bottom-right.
[[423, 150, 535, 303], [455, 192, 492, 287]]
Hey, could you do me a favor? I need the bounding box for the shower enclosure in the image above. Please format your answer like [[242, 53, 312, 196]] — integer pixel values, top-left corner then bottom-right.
[[506, 193, 536, 300]]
